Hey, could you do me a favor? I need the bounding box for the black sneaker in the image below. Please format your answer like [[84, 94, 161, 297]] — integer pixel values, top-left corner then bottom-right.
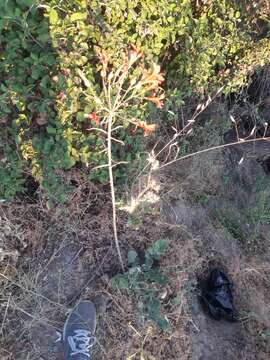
[[63, 300, 96, 359]]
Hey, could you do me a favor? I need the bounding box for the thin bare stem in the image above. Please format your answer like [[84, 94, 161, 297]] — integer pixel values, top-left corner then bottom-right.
[[113, 69, 129, 112], [159, 137, 270, 170], [107, 112, 124, 271], [1, 293, 11, 335], [156, 87, 224, 159], [91, 161, 129, 171], [263, 123, 268, 138], [87, 128, 125, 145], [136, 87, 224, 179]]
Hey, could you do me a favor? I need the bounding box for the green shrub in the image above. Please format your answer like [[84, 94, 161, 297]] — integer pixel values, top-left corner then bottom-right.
[[0, 0, 269, 201], [111, 239, 170, 331]]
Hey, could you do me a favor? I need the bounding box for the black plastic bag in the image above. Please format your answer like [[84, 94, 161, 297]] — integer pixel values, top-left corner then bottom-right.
[[201, 269, 238, 321]]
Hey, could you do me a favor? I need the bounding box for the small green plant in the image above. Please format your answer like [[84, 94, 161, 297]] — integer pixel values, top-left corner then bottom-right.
[[111, 239, 170, 331], [194, 194, 210, 206], [242, 174, 270, 242], [249, 195, 270, 225], [216, 208, 245, 242]]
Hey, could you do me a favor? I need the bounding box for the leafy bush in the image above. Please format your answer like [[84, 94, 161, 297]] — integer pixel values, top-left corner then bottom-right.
[[111, 239, 170, 331], [0, 1, 68, 201], [0, 0, 269, 201]]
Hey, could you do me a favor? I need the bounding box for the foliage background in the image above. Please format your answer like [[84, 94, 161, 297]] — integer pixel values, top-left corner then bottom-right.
[[0, 0, 269, 202]]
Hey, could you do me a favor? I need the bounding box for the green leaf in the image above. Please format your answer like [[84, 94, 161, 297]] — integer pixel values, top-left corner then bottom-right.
[[128, 250, 139, 265], [58, 193, 66, 204], [76, 112, 85, 122], [49, 9, 58, 25], [111, 274, 129, 289], [145, 296, 161, 319], [144, 269, 168, 285], [16, 0, 34, 7], [146, 239, 168, 260], [171, 296, 181, 306], [31, 67, 41, 80], [128, 266, 142, 288], [16, 0, 35, 7], [143, 254, 153, 271], [156, 316, 171, 331], [47, 126, 57, 135], [70, 12, 87, 22]]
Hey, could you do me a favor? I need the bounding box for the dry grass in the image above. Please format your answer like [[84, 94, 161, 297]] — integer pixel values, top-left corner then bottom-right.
[[0, 164, 200, 360], [1, 87, 270, 359], [1, 161, 270, 359]]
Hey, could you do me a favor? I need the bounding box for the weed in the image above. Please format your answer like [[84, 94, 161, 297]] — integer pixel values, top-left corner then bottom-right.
[[255, 174, 270, 193], [111, 239, 170, 331], [243, 174, 270, 242], [194, 194, 210, 206], [127, 214, 143, 230], [249, 195, 270, 225], [215, 209, 245, 242], [222, 175, 231, 187]]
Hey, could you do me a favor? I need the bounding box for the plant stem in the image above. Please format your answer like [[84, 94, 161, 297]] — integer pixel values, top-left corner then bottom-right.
[[159, 136, 270, 169], [107, 112, 125, 271]]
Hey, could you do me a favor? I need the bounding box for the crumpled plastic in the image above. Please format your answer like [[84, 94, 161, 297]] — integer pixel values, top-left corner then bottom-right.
[[201, 269, 238, 321]]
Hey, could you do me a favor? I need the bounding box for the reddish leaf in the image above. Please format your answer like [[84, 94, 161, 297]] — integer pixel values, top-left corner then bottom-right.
[[84, 112, 100, 124], [145, 96, 164, 109], [133, 120, 157, 137]]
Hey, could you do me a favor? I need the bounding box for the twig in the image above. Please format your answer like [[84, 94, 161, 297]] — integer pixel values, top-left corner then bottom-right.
[[0, 272, 66, 309], [10, 303, 63, 329], [91, 161, 129, 172], [136, 86, 224, 179], [155, 87, 224, 160], [1, 293, 11, 335], [159, 137, 270, 170], [230, 114, 240, 141], [87, 128, 125, 145], [263, 122, 268, 138]]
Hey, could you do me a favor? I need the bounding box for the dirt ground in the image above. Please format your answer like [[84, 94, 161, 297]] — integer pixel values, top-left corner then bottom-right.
[[1, 102, 270, 359], [162, 147, 270, 360]]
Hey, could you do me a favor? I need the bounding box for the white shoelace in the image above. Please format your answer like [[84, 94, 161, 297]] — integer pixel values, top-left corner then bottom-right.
[[68, 329, 96, 358]]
